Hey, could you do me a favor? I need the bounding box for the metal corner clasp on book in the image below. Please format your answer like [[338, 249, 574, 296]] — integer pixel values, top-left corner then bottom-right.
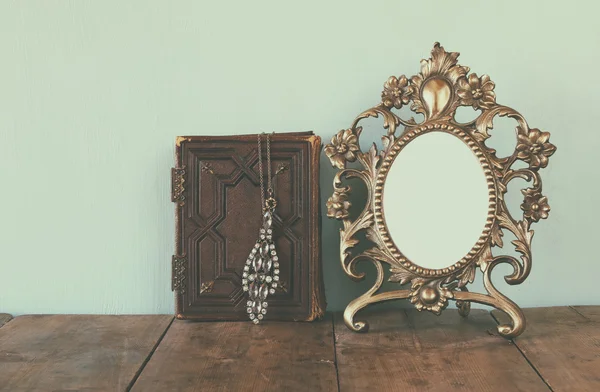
[[171, 166, 186, 206], [171, 164, 186, 295], [172, 255, 186, 294]]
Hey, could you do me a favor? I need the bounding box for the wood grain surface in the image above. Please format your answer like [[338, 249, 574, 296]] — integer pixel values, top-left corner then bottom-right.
[[493, 307, 600, 392], [0, 314, 11, 328], [334, 309, 550, 392], [1, 308, 598, 391], [0, 315, 172, 392], [131, 316, 338, 392], [573, 305, 600, 321]]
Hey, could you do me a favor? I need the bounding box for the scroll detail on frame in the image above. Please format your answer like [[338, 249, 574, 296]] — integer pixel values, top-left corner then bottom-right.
[[325, 43, 556, 338]]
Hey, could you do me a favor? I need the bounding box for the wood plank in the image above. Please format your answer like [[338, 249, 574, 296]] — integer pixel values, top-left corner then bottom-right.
[[0, 315, 173, 392], [572, 305, 600, 321], [0, 314, 11, 328], [131, 316, 337, 391], [335, 309, 549, 392], [493, 306, 600, 392]]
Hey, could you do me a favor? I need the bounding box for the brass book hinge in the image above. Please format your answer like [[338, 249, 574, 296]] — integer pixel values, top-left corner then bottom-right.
[[171, 166, 186, 206], [172, 255, 186, 293]]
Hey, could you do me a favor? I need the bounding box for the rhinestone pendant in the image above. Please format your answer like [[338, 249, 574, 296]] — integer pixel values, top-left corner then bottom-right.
[[243, 210, 279, 324]]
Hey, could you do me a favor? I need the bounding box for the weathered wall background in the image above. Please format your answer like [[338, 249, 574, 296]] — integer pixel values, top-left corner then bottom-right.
[[1, 1, 598, 314]]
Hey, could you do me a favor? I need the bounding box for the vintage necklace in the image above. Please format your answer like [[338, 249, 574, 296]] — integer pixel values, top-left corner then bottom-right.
[[242, 132, 279, 324]]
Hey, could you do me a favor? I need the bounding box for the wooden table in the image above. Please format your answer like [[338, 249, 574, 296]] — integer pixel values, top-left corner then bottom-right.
[[0, 307, 598, 391]]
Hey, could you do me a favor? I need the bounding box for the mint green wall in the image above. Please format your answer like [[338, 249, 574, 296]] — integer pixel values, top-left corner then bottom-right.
[[1, 1, 598, 315]]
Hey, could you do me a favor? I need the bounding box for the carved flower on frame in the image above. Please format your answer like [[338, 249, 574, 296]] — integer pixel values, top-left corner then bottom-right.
[[457, 73, 496, 110], [381, 75, 412, 109], [409, 279, 453, 315], [324, 128, 360, 169], [326, 190, 351, 220], [521, 188, 550, 222], [516, 128, 556, 169]]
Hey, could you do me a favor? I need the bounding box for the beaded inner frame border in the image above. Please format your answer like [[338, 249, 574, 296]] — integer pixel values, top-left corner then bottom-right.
[[324, 43, 556, 338], [374, 124, 498, 276]]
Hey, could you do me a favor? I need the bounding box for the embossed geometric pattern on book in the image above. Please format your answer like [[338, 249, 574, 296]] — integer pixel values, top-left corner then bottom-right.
[[172, 132, 325, 321]]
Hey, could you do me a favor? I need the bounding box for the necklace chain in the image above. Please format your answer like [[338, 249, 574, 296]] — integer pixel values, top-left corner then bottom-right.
[[257, 132, 274, 209]]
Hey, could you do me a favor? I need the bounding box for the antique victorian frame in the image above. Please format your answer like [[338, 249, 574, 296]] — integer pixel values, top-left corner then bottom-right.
[[325, 43, 556, 338]]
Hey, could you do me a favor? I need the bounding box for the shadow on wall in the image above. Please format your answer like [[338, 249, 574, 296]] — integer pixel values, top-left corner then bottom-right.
[[320, 114, 419, 312], [319, 99, 525, 313]]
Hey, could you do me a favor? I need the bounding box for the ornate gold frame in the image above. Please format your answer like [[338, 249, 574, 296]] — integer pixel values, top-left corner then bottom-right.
[[325, 43, 556, 338]]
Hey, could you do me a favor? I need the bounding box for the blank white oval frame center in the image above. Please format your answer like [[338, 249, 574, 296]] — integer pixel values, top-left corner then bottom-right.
[[383, 131, 490, 270]]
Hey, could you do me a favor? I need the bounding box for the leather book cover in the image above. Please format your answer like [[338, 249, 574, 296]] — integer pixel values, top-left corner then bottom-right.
[[171, 132, 325, 321]]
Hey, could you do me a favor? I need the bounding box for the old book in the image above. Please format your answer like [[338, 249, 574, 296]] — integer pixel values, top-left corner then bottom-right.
[[171, 132, 325, 321]]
